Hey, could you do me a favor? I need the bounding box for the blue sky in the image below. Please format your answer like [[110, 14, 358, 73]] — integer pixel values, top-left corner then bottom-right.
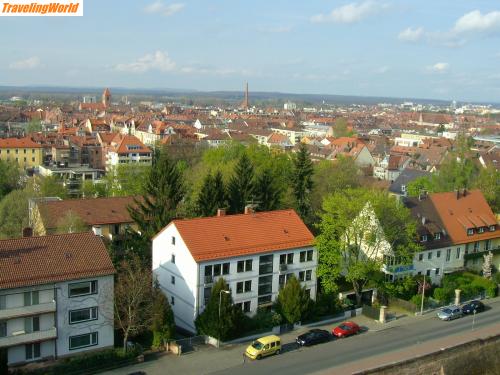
[[1, 0, 500, 102]]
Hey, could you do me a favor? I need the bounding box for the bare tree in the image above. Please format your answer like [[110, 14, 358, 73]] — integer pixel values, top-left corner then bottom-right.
[[56, 210, 88, 234], [114, 255, 153, 350]]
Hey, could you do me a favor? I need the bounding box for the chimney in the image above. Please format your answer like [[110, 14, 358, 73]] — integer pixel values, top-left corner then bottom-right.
[[22, 227, 33, 237], [244, 205, 254, 215], [217, 208, 226, 217]]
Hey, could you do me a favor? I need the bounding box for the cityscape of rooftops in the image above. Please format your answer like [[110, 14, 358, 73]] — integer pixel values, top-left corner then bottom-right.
[[0, 1, 499, 375]]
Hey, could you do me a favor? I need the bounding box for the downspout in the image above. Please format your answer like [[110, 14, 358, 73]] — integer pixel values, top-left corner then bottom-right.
[[196, 263, 200, 318], [53, 286, 58, 360]]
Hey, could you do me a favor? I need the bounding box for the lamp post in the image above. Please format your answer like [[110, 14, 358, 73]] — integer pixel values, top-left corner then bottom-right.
[[218, 290, 230, 346], [420, 268, 436, 315]]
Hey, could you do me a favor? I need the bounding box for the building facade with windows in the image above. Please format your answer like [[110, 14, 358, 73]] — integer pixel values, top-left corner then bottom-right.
[[0, 232, 115, 367], [152, 209, 316, 334], [0, 137, 43, 169]]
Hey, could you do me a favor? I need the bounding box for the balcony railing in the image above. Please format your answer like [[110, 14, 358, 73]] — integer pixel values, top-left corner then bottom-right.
[[0, 301, 56, 321], [0, 327, 57, 348], [464, 246, 500, 260]]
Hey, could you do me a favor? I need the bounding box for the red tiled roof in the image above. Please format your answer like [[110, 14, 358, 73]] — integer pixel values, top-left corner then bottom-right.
[[0, 232, 115, 289], [0, 137, 42, 148], [109, 134, 151, 154], [430, 190, 498, 244], [158, 209, 314, 262]]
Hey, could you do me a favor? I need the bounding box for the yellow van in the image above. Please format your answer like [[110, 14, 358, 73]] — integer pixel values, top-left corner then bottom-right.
[[245, 335, 281, 360]]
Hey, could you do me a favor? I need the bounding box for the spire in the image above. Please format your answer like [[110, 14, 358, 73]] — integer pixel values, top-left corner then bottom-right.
[[241, 82, 249, 109]]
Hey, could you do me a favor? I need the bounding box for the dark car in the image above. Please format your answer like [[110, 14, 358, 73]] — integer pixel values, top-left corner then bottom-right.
[[332, 321, 361, 338], [462, 300, 485, 314], [296, 329, 331, 346]]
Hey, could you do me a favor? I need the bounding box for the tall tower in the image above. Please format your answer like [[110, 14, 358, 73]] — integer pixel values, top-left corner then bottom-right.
[[242, 82, 249, 109], [102, 88, 111, 107]]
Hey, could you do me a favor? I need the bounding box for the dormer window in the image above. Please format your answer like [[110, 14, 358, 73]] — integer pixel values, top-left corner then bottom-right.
[[478, 227, 485, 234], [467, 228, 474, 236], [489, 225, 496, 232], [421, 235, 428, 242], [434, 232, 441, 240], [401, 184, 406, 192]]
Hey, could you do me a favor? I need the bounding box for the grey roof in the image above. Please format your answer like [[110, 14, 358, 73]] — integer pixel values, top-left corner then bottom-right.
[[389, 168, 431, 195]]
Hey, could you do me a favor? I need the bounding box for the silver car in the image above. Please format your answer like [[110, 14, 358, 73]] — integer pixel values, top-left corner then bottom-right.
[[437, 306, 462, 321]]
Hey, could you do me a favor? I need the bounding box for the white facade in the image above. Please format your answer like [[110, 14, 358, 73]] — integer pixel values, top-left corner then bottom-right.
[[152, 224, 317, 334], [0, 275, 114, 366]]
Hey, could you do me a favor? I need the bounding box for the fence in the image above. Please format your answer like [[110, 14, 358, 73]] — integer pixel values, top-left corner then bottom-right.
[[362, 304, 380, 320], [169, 335, 210, 354], [388, 296, 417, 313]]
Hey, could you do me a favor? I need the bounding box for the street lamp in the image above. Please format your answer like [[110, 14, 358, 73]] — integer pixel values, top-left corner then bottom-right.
[[420, 268, 436, 315], [218, 290, 230, 346]]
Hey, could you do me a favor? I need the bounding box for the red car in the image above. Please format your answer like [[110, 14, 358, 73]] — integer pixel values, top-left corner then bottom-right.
[[332, 321, 360, 338]]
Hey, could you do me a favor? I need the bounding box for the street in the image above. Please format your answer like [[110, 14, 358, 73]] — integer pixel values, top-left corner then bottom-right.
[[101, 299, 500, 375]]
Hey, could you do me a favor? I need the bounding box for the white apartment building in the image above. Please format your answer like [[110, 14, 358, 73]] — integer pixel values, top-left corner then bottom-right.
[[105, 134, 152, 172], [0, 232, 115, 367], [152, 209, 317, 333]]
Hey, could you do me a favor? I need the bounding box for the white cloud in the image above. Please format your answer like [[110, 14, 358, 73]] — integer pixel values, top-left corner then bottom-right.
[[144, 2, 184, 17], [427, 62, 449, 73], [115, 51, 176, 73], [311, 1, 388, 24], [453, 10, 500, 34], [398, 27, 424, 42], [9, 56, 40, 70]]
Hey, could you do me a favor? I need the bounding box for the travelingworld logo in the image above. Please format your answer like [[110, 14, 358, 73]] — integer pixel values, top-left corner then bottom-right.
[[1, 0, 83, 16]]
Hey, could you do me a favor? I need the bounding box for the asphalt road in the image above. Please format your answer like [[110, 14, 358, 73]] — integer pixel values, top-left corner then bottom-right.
[[211, 299, 500, 375]]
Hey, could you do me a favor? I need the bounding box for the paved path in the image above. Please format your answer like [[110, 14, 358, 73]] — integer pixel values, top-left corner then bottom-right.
[[100, 298, 500, 375]]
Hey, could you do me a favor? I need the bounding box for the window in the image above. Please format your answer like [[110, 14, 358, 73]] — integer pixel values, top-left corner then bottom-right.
[[245, 259, 252, 272], [24, 291, 39, 306], [171, 296, 175, 305], [467, 228, 474, 236], [287, 253, 294, 265], [237, 281, 251, 294], [245, 280, 251, 292], [0, 295, 6, 310], [222, 263, 230, 275], [213, 264, 221, 276], [69, 281, 97, 297], [305, 289, 311, 298], [478, 227, 485, 234], [418, 253, 423, 261], [485, 240, 492, 251], [401, 184, 406, 192], [279, 274, 286, 289], [25, 343, 41, 360], [243, 301, 251, 313], [204, 265, 212, 277], [24, 316, 40, 333], [307, 250, 313, 261], [171, 236, 176, 245], [204, 287, 211, 305], [69, 332, 98, 350], [32, 157, 35, 162], [421, 235, 427, 242], [259, 255, 273, 275], [0, 321, 6, 337], [171, 276, 175, 285], [69, 307, 98, 324], [426, 269, 431, 277], [456, 247, 461, 259], [446, 249, 451, 262], [427, 252, 432, 260], [473, 242, 479, 252], [436, 250, 441, 258], [279, 254, 286, 265], [434, 233, 441, 240], [258, 275, 273, 295], [306, 270, 312, 281], [300, 251, 306, 263], [237, 259, 253, 273], [258, 295, 272, 306], [435, 268, 440, 276], [171, 254, 175, 264], [489, 225, 496, 232], [299, 271, 305, 282]]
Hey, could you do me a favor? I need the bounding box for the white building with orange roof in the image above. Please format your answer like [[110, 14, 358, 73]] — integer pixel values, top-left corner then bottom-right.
[[152, 209, 317, 333], [104, 134, 152, 171]]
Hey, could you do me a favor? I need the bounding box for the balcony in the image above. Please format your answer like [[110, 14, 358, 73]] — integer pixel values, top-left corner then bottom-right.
[[0, 327, 57, 348], [464, 246, 500, 260], [0, 301, 56, 320]]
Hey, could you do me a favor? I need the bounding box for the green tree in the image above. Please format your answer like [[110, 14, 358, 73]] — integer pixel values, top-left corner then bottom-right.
[[227, 153, 255, 214], [333, 118, 352, 138], [474, 166, 500, 213], [151, 282, 175, 349], [0, 159, 21, 201], [108, 227, 151, 267], [55, 210, 88, 234], [26, 119, 43, 133], [406, 176, 433, 197], [0, 190, 30, 239], [291, 143, 314, 221], [195, 278, 237, 340], [106, 164, 150, 197], [254, 167, 282, 211], [316, 188, 419, 306], [81, 180, 108, 198], [24, 175, 68, 199], [276, 275, 309, 324], [128, 151, 185, 238], [213, 170, 227, 211], [196, 172, 218, 217]]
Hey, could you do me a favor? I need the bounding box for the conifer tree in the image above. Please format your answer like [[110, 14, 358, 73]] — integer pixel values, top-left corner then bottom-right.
[[291, 143, 314, 221], [150, 282, 175, 348], [128, 150, 184, 238], [227, 153, 255, 213], [213, 170, 227, 211], [255, 168, 282, 211], [196, 172, 216, 217]]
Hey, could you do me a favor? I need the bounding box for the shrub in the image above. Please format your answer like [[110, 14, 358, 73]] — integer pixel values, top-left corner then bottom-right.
[[410, 294, 429, 309], [433, 287, 453, 303]]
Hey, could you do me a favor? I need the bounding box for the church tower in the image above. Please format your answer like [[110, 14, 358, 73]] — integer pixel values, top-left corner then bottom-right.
[[102, 88, 111, 107]]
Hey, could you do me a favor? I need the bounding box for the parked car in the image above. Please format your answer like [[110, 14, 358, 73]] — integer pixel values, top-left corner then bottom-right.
[[245, 335, 281, 360], [437, 306, 463, 321], [462, 300, 485, 314], [332, 321, 360, 338], [296, 329, 331, 346]]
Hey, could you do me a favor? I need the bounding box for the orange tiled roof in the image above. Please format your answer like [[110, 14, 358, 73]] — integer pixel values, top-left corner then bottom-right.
[[430, 190, 498, 244], [159, 209, 314, 262], [0, 232, 115, 289], [0, 137, 42, 149]]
